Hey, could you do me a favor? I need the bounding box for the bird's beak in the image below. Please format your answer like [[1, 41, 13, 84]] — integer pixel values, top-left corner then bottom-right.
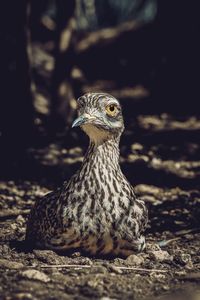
[[72, 114, 97, 128]]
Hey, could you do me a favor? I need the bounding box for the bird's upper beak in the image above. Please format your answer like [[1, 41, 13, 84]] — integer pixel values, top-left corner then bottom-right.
[[72, 113, 97, 128]]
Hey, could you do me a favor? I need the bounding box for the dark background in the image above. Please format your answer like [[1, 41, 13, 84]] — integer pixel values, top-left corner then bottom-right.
[[0, 0, 199, 182]]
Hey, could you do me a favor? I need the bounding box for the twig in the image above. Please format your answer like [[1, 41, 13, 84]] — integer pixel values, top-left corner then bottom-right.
[[158, 228, 200, 247], [36, 264, 168, 273], [38, 264, 91, 269], [174, 228, 200, 237], [158, 237, 181, 247], [113, 266, 168, 273]]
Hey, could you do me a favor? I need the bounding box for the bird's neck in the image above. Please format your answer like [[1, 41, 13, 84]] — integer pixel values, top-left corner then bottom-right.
[[78, 138, 121, 178]]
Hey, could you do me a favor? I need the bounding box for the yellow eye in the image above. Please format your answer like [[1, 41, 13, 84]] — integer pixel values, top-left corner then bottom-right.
[[105, 104, 118, 116]]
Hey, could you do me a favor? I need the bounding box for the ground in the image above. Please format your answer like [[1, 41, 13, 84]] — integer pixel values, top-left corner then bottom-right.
[[0, 112, 200, 300]]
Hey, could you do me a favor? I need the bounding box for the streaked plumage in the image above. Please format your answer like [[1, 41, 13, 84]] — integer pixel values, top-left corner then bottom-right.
[[26, 93, 148, 257]]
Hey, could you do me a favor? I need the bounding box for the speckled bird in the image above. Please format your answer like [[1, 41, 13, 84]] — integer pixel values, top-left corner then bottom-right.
[[26, 93, 148, 257]]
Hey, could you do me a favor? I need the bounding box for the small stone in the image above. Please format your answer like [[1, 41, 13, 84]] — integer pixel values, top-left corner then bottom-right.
[[175, 270, 187, 276], [87, 280, 98, 288], [0, 259, 24, 269], [125, 254, 144, 266], [149, 250, 171, 262], [150, 273, 166, 281], [113, 258, 125, 264], [174, 252, 193, 267], [79, 257, 93, 265], [109, 265, 123, 274], [71, 251, 81, 258], [16, 215, 25, 224], [162, 285, 170, 291], [33, 250, 61, 264], [21, 269, 50, 283], [13, 292, 35, 300], [10, 223, 17, 230], [146, 243, 161, 252]]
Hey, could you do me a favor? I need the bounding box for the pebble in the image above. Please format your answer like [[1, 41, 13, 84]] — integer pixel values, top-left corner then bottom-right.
[[150, 273, 166, 280], [175, 270, 187, 277], [149, 250, 172, 262], [21, 269, 50, 283], [91, 265, 107, 274], [10, 223, 17, 230], [145, 243, 161, 252], [33, 250, 61, 264], [71, 251, 81, 258], [174, 252, 193, 267], [109, 265, 123, 274], [113, 258, 125, 265], [162, 285, 170, 291], [0, 259, 24, 269], [13, 292, 36, 300], [16, 215, 25, 224], [125, 254, 144, 266]]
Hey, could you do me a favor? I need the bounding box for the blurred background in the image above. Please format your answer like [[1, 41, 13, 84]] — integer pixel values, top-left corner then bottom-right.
[[0, 1, 200, 299]]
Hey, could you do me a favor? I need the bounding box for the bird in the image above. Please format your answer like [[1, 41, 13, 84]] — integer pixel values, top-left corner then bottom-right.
[[26, 93, 148, 257]]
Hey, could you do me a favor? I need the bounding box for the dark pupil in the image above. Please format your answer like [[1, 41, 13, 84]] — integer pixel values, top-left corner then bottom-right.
[[110, 105, 115, 112]]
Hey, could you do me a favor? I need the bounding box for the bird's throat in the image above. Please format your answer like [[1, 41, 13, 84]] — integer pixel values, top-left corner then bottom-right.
[[79, 138, 121, 180], [82, 124, 110, 145]]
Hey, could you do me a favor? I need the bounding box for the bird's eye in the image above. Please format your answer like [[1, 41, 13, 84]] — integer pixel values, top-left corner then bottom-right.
[[105, 104, 118, 117]]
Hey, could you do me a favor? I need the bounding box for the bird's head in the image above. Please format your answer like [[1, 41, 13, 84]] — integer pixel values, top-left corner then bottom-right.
[[72, 93, 124, 145]]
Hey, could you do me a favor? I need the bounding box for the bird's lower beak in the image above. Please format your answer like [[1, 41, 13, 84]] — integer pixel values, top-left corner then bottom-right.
[[72, 114, 97, 128]]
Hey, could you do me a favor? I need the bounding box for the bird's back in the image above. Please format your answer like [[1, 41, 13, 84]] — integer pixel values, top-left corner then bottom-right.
[[26, 188, 63, 247]]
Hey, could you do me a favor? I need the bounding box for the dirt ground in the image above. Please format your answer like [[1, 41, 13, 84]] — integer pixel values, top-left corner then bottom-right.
[[0, 112, 200, 300]]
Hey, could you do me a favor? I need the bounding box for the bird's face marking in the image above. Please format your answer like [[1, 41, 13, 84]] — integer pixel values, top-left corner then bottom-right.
[[72, 93, 124, 144]]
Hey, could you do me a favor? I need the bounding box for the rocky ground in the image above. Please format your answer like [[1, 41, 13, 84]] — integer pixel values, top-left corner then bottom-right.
[[0, 112, 200, 300]]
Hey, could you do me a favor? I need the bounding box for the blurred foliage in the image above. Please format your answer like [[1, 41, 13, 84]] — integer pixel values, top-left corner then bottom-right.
[[0, 0, 199, 161], [76, 0, 157, 30]]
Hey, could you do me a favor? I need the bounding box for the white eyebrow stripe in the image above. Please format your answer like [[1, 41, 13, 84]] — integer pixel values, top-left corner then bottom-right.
[[107, 101, 119, 105]]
